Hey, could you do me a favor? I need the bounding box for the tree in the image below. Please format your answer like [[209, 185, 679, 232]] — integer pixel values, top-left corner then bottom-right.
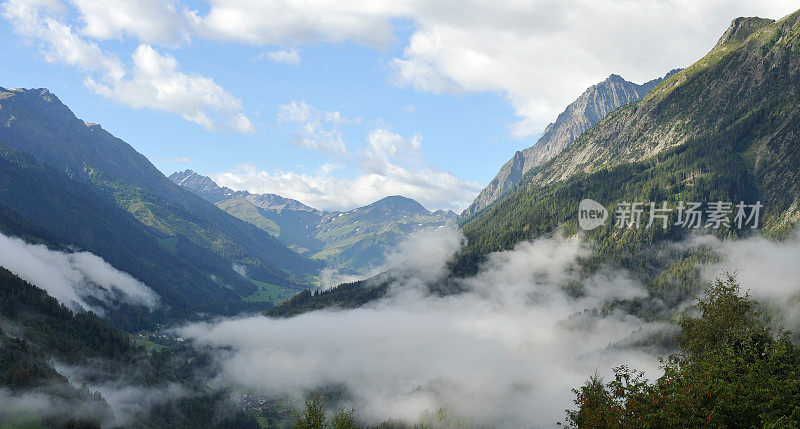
[[294, 392, 327, 429], [565, 275, 800, 428]]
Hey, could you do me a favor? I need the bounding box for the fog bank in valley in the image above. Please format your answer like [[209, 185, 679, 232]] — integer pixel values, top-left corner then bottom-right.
[[179, 229, 664, 427]]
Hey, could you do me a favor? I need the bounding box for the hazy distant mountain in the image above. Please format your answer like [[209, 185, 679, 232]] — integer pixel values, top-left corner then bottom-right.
[[171, 171, 456, 274], [463, 69, 681, 219]]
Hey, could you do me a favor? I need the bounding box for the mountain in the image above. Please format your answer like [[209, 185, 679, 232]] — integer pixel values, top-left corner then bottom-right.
[[171, 171, 456, 274], [463, 69, 681, 219], [454, 13, 800, 275], [272, 12, 800, 316], [0, 87, 321, 292]]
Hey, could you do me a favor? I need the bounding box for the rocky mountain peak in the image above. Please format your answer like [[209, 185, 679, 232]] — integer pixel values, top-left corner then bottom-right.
[[714, 16, 775, 49], [168, 169, 250, 203], [462, 68, 681, 219]]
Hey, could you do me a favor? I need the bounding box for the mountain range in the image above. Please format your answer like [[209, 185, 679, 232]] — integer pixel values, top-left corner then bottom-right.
[[170, 170, 456, 275], [0, 87, 322, 322]]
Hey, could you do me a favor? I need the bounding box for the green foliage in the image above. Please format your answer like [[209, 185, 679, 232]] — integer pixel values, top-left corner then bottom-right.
[[291, 392, 361, 429], [330, 407, 359, 429], [565, 276, 800, 428], [243, 279, 302, 305]]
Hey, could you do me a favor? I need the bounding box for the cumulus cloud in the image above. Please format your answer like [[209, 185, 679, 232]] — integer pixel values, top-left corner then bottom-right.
[[212, 127, 482, 212], [276, 100, 356, 155], [2, 0, 253, 132], [197, 0, 404, 48], [0, 232, 159, 313], [178, 231, 663, 427]]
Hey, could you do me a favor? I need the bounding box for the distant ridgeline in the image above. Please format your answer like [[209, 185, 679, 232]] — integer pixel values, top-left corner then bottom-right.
[[272, 13, 800, 316], [170, 170, 456, 275]]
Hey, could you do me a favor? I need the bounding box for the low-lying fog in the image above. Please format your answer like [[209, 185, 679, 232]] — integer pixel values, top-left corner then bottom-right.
[[183, 227, 778, 427]]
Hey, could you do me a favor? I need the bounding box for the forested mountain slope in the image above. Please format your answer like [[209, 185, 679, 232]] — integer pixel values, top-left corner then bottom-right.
[[0, 87, 321, 287], [0, 141, 264, 325], [456, 13, 800, 275], [0, 267, 260, 428]]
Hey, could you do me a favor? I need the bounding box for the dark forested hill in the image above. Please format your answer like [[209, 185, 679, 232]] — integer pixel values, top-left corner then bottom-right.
[[0, 267, 260, 428], [0, 87, 321, 288]]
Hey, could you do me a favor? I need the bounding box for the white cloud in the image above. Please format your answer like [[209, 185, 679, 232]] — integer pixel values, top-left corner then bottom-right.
[[193, 0, 799, 137], [70, 0, 193, 45], [693, 233, 800, 323], [2, 0, 253, 133], [87, 44, 254, 132], [6, 0, 798, 138], [0, 232, 159, 313], [263, 48, 301, 65], [390, 0, 800, 136], [212, 127, 482, 212], [178, 232, 661, 427], [197, 0, 406, 48], [276, 100, 357, 155]]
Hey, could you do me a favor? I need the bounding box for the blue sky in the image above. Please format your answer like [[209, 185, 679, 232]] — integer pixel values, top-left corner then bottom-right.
[[1, 0, 797, 211]]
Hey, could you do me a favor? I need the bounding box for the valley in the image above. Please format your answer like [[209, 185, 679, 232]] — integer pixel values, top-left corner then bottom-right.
[[2, 4, 800, 429]]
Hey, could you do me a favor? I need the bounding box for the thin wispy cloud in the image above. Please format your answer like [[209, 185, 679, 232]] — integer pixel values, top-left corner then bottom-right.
[[262, 48, 301, 65], [276, 100, 357, 155]]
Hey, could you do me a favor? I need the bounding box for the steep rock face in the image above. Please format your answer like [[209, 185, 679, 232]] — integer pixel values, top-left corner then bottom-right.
[[247, 193, 320, 214], [463, 69, 680, 219]]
